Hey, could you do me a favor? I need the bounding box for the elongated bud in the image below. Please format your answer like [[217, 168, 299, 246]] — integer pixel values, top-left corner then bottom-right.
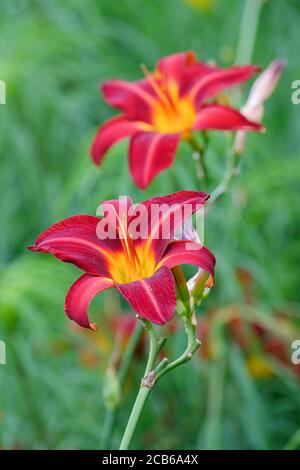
[[188, 269, 213, 306], [103, 367, 121, 410], [235, 59, 286, 154], [172, 266, 191, 315], [244, 60, 286, 120]]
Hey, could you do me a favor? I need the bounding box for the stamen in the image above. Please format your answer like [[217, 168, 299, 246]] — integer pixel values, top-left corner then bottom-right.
[[117, 213, 142, 275], [140, 63, 175, 112]]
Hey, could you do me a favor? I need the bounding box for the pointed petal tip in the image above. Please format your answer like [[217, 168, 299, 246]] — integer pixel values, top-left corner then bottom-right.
[[64, 274, 114, 330], [91, 116, 142, 167], [248, 121, 265, 133], [135, 179, 147, 190], [100, 80, 108, 91], [242, 64, 262, 75], [129, 132, 181, 189], [205, 275, 214, 288], [100, 80, 113, 96], [27, 243, 50, 254], [90, 142, 102, 166], [262, 59, 286, 76], [202, 192, 210, 202], [29, 215, 115, 277], [274, 59, 287, 72]]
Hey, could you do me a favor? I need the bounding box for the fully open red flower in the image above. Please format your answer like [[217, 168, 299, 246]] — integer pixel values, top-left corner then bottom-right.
[[29, 191, 215, 329], [91, 51, 263, 188]]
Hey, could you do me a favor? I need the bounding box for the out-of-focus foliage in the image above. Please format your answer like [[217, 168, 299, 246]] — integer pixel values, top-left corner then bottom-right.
[[0, 0, 300, 450]]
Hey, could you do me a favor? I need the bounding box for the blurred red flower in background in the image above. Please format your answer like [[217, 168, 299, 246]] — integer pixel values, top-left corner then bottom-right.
[[91, 51, 263, 188]]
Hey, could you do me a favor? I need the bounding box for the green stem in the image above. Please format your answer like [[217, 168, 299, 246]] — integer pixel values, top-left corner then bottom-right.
[[101, 321, 143, 449], [119, 385, 151, 451], [209, 0, 264, 206], [235, 0, 264, 65], [119, 321, 159, 450], [208, 148, 238, 205], [155, 319, 200, 382], [119, 322, 144, 384], [203, 356, 225, 449], [119, 317, 200, 449], [188, 134, 208, 187], [101, 411, 115, 450], [283, 427, 300, 450]]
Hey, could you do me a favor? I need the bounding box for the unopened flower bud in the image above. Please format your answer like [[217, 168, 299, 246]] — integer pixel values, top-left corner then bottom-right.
[[172, 266, 190, 315], [188, 269, 213, 306], [103, 367, 121, 410], [234, 59, 286, 154]]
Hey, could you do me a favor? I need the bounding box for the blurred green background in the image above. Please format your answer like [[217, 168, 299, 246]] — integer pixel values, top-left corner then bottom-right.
[[0, 0, 300, 450]]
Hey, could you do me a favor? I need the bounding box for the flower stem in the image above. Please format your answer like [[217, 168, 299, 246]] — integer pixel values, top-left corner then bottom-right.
[[119, 322, 144, 384], [188, 134, 208, 187], [206, 0, 264, 210], [119, 320, 160, 450], [208, 147, 239, 205], [119, 383, 152, 451], [101, 321, 143, 449], [119, 317, 200, 449], [235, 0, 264, 65], [155, 318, 200, 382]]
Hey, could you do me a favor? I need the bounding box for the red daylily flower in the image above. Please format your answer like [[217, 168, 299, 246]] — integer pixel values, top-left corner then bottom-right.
[[29, 191, 215, 329], [91, 51, 263, 188]]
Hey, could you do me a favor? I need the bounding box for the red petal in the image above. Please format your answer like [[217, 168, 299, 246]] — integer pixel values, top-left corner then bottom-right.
[[137, 191, 209, 261], [188, 65, 260, 106], [28, 215, 119, 276], [65, 274, 114, 330], [116, 266, 176, 325], [90, 115, 144, 165], [157, 52, 226, 96], [129, 131, 181, 189], [101, 196, 133, 218], [101, 79, 156, 122], [194, 105, 263, 132], [160, 240, 216, 281], [181, 63, 219, 95], [99, 196, 133, 239], [157, 51, 196, 83]]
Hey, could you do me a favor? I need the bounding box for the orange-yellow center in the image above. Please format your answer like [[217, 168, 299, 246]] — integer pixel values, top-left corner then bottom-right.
[[151, 81, 196, 135], [108, 243, 157, 284]]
